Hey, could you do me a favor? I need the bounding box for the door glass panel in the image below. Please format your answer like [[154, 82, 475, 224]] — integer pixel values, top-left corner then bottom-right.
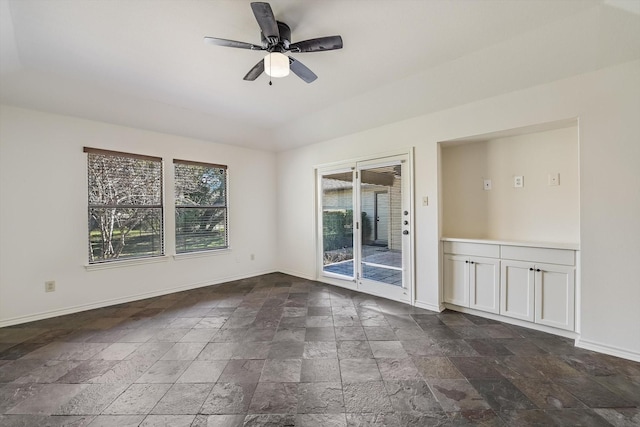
[[321, 171, 354, 278], [359, 165, 403, 286]]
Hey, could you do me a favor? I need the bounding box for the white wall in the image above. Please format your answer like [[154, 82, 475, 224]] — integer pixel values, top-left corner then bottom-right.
[[0, 106, 278, 325], [441, 126, 580, 243], [277, 60, 640, 360]]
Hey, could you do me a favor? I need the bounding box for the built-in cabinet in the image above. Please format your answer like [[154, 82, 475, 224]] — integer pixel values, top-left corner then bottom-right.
[[443, 239, 578, 332]]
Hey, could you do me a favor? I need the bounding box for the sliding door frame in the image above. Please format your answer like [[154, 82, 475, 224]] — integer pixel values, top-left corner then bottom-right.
[[315, 148, 415, 304]]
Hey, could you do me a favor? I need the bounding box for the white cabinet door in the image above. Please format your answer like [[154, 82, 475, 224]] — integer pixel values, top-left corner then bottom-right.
[[469, 257, 500, 314], [500, 260, 535, 321], [535, 263, 575, 331], [443, 254, 469, 307]]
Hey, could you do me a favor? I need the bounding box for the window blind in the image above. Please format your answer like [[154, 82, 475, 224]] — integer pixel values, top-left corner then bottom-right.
[[174, 159, 228, 253]]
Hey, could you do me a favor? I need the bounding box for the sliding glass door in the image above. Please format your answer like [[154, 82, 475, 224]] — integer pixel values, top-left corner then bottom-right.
[[318, 154, 412, 303]]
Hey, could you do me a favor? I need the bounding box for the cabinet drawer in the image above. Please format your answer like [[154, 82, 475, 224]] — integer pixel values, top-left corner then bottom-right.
[[500, 245, 575, 266], [443, 241, 500, 258]]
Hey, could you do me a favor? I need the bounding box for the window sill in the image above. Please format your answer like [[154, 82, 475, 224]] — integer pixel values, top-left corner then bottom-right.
[[173, 248, 232, 261], [85, 256, 170, 271]]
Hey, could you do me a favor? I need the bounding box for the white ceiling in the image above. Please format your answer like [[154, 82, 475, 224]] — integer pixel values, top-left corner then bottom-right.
[[1, 0, 639, 151]]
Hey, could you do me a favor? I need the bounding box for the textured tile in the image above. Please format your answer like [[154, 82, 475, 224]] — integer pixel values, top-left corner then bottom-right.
[[248, 382, 298, 414], [369, 341, 408, 359], [427, 379, 491, 412], [197, 343, 237, 360], [296, 413, 347, 427], [242, 413, 296, 426], [303, 342, 337, 359], [134, 360, 189, 383], [86, 415, 146, 427], [93, 343, 141, 361], [345, 413, 400, 426], [594, 407, 640, 427], [335, 327, 367, 341], [267, 341, 305, 359], [260, 358, 302, 382], [6, 383, 88, 415], [297, 382, 344, 414], [0, 383, 46, 413], [158, 342, 206, 360], [139, 414, 195, 426], [55, 383, 128, 415], [176, 360, 227, 383], [509, 377, 586, 409], [376, 358, 421, 381], [90, 359, 155, 384], [469, 379, 537, 411], [301, 359, 341, 383], [555, 376, 635, 408], [1, 274, 638, 425], [337, 341, 373, 359], [273, 328, 306, 342], [340, 359, 381, 383], [200, 382, 257, 414], [363, 327, 397, 341], [384, 380, 441, 412], [150, 383, 211, 414], [218, 359, 265, 383], [191, 414, 245, 427], [343, 382, 393, 413], [14, 360, 81, 383], [449, 357, 504, 379], [103, 383, 172, 415], [412, 356, 464, 379]]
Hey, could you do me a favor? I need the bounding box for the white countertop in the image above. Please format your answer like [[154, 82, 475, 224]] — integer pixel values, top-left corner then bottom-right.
[[441, 237, 580, 251]]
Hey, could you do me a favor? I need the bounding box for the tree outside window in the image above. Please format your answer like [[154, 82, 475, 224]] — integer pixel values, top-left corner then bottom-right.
[[85, 148, 163, 263]]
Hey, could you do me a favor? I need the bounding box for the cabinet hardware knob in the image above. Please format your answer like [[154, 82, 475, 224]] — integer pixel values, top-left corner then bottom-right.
[[536, 269, 541, 272], [465, 260, 469, 263], [403, 230, 409, 235], [470, 261, 475, 264], [529, 268, 534, 271]]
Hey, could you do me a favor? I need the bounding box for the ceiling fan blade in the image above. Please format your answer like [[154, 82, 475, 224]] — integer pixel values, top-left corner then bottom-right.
[[289, 57, 317, 83], [290, 35, 343, 53], [243, 60, 265, 81], [204, 37, 263, 50], [251, 2, 279, 40]]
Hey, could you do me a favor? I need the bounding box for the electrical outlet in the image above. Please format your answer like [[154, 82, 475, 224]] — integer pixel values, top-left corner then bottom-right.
[[548, 173, 560, 186], [483, 179, 492, 190], [45, 280, 56, 292], [250, 254, 255, 261], [513, 176, 524, 188]]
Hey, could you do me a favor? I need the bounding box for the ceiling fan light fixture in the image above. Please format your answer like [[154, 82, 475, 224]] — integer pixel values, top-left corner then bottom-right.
[[264, 52, 289, 78]]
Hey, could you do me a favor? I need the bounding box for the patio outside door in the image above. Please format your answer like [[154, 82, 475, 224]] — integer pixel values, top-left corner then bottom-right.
[[319, 153, 412, 303]]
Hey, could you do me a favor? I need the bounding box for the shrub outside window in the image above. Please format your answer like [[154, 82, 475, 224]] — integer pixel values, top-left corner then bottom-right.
[[174, 159, 228, 254], [85, 147, 164, 263]]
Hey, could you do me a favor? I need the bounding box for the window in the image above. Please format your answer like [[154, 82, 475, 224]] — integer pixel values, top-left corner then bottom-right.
[[85, 147, 163, 263], [174, 159, 228, 253]]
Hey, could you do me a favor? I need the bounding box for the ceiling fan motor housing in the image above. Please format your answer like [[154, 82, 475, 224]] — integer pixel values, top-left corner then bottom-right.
[[261, 21, 291, 51]]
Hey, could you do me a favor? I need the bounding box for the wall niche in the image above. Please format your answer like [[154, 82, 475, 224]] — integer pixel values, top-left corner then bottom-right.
[[440, 119, 579, 244]]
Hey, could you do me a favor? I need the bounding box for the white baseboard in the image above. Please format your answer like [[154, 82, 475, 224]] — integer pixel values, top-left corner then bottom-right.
[[413, 300, 444, 313], [0, 269, 276, 328], [575, 337, 640, 363]]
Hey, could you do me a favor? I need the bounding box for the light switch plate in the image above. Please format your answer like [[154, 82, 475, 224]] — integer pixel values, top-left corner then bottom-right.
[[514, 176, 524, 188]]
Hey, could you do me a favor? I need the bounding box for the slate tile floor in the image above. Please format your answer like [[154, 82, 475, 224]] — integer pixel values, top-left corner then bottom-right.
[[0, 273, 639, 426]]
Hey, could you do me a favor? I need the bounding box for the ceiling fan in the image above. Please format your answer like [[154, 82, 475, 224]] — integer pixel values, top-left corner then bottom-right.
[[204, 2, 343, 84]]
